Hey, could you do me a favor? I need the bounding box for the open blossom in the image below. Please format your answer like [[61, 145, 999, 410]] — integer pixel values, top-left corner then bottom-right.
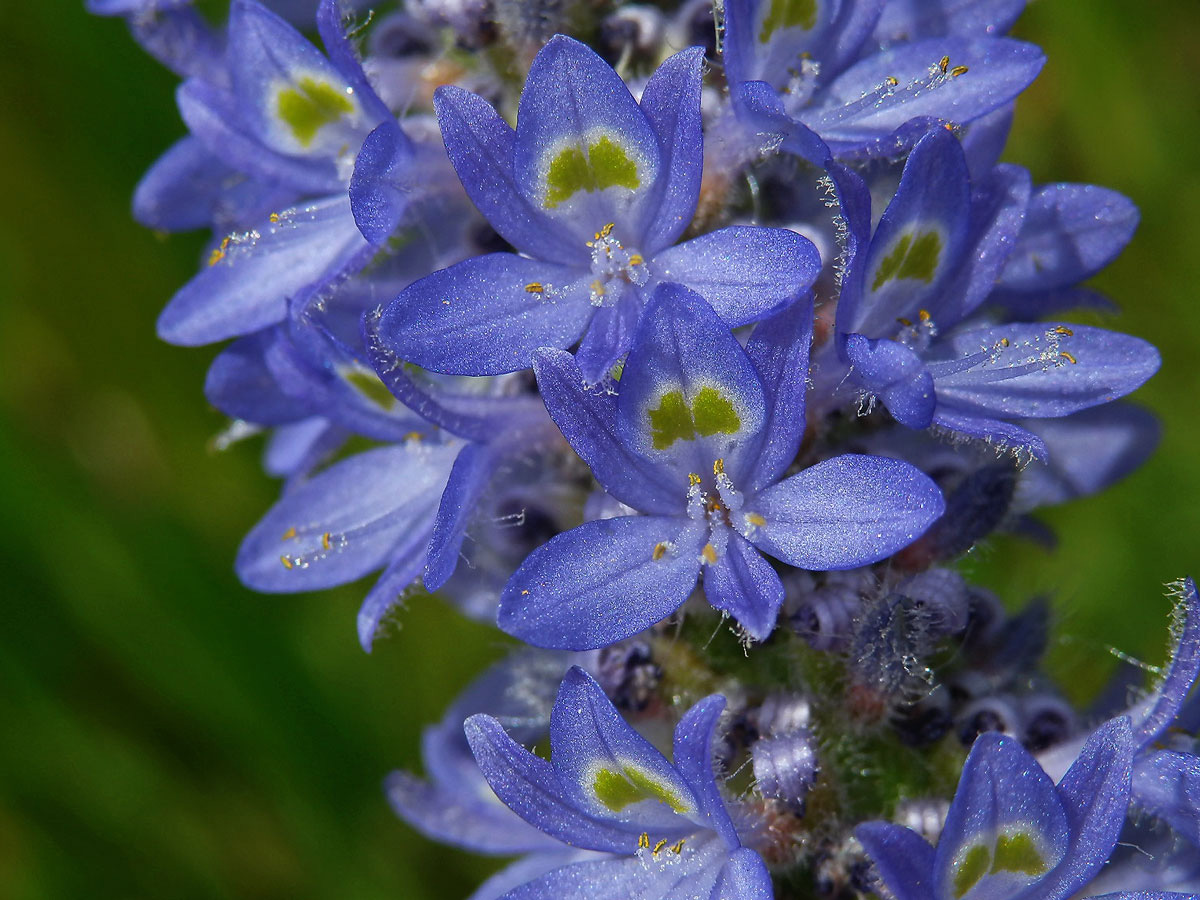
[[93, 0, 1194, 897]]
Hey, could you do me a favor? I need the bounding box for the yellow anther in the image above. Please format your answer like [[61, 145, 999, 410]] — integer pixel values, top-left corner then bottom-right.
[[207, 236, 230, 267], [702, 543, 718, 564], [521, 589, 530, 595], [1053, 325, 1074, 336], [688, 472, 702, 486], [638, 832, 650, 849], [951, 65, 969, 77], [321, 531, 332, 550], [897, 316, 913, 327], [269, 212, 281, 223], [999, 337, 1011, 348], [599, 222, 615, 238], [713, 458, 725, 475], [404, 431, 424, 442], [671, 840, 685, 854], [525, 282, 545, 294], [591, 280, 606, 297], [628, 254, 644, 266], [280, 555, 294, 570], [282, 526, 297, 541], [938, 55, 950, 74], [652, 542, 669, 561], [885, 75, 899, 86], [652, 839, 668, 857], [1060, 351, 1078, 364], [746, 512, 766, 527], [918, 309, 931, 322]]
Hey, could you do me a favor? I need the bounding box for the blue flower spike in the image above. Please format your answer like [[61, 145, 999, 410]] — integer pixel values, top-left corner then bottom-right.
[[464, 667, 774, 899], [498, 284, 945, 649], [375, 35, 820, 381]]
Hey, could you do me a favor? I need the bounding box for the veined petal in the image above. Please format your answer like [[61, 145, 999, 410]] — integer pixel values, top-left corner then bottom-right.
[[376, 254, 595, 376], [573, 282, 641, 385], [742, 296, 815, 492], [1000, 183, 1139, 293], [856, 822, 936, 900], [1040, 718, 1135, 900], [932, 733, 1070, 900], [841, 126, 971, 338], [710, 847, 775, 900], [802, 37, 1045, 156], [533, 349, 681, 515], [871, 0, 1026, 42], [1131, 751, 1200, 846], [649, 226, 821, 327], [844, 334, 936, 428], [633, 46, 705, 256], [703, 535, 785, 642], [673, 696, 740, 849], [497, 836, 734, 900], [929, 323, 1160, 419], [465, 714, 645, 853], [551, 668, 699, 831], [748, 454, 944, 569], [513, 36, 662, 243], [227, 0, 370, 161], [425, 442, 497, 592], [349, 120, 416, 245], [498, 515, 707, 650], [434, 85, 586, 266], [157, 195, 372, 345], [931, 405, 1047, 459], [616, 285, 767, 479], [236, 440, 458, 592], [204, 331, 309, 425], [357, 532, 433, 650]]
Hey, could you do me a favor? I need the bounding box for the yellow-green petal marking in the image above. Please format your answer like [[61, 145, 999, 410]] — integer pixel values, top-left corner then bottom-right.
[[648, 387, 741, 450], [759, 0, 818, 43], [544, 136, 640, 208], [592, 766, 690, 813], [278, 77, 354, 147], [872, 230, 943, 291]]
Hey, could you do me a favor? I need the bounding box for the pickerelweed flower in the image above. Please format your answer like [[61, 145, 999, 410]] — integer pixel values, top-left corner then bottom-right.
[[96, 0, 1196, 897]]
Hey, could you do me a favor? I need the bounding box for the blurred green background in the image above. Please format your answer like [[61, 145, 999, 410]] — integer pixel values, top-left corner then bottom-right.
[[0, 1, 1196, 897]]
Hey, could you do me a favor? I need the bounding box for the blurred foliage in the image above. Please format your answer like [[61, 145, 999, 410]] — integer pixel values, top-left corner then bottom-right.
[[0, 0, 1196, 896]]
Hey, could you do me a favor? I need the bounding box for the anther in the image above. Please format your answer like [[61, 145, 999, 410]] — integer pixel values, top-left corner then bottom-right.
[[1053, 325, 1074, 336], [918, 309, 931, 322], [599, 222, 615, 238], [652, 542, 668, 561], [999, 337, 1011, 348], [638, 832, 650, 849], [885, 75, 899, 86], [702, 543, 717, 564], [268, 212, 281, 223], [950, 65, 969, 77], [280, 555, 295, 570], [321, 531, 332, 550], [713, 458, 725, 476], [1060, 351, 1078, 364], [652, 839, 667, 857], [938, 55, 950, 74], [897, 316, 913, 327], [525, 282, 545, 294], [688, 472, 702, 486], [282, 527, 297, 541], [628, 254, 644, 266], [670, 839, 685, 854], [746, 512, 766, 527], [207, 236, 230, 267]]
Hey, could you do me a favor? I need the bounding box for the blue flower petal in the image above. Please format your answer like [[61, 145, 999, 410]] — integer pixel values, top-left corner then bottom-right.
[[649, 226, 821, 327], [157, 195, 372, 345], [855, 821, 936, 900], [672, 696, 740, 849], [844, 334, 936, 428], [513, 36, 662, 243], [533, 349, 681, 515], [702, 534, 785, 642], [377, 253, 595, 375], [498, 514, 707, 650], [748, 454, 944, 569]]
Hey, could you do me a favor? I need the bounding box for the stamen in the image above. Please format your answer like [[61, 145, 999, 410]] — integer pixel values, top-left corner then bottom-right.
[[638, 832, 650, 849], [702, 543, 718, 564], [950, 65, 969, 77], [1060, 351, 1077, 364], [938, 55, 950, 74], [525, 282, 545, 294], [1053, 326, 1074, 336], [652, 542, 669, 561]]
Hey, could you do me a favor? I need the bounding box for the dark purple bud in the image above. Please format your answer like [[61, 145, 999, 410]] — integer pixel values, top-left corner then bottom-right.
[[958, 694, 1022, 746], [593, 640, 661, 712], [892, 686, 953, 747], [367, 11, 436, 57], [896, 568, 970, 638], [920, 462, 1018, 561], [1021, 693, 1076, 751], [598, 4, 664, 63]]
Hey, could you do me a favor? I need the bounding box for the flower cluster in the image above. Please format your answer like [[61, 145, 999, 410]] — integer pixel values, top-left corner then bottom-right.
[[95, 0, 1195, 896]]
